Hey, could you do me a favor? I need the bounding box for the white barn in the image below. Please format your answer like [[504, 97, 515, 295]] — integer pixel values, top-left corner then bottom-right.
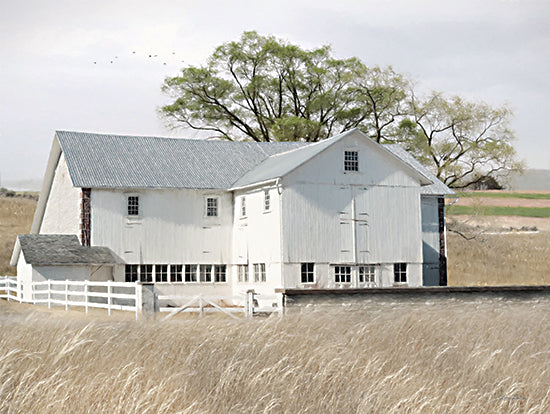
[[11, 129, 454, 303]]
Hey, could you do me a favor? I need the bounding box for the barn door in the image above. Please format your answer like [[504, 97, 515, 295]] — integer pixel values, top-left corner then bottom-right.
[[338, 186, 354, 263]]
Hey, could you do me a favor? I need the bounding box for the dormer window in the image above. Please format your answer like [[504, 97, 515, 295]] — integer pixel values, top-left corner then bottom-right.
[[344, 151, 359, 172], [127, 195, 139, 216]]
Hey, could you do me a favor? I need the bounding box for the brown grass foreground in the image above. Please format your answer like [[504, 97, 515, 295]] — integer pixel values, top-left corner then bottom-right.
[[1, 298, 549, 413]]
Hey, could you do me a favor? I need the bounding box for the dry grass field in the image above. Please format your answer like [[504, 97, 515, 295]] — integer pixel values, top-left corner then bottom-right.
[[0, 195, 36, 275], [1, 297, 549, 413]]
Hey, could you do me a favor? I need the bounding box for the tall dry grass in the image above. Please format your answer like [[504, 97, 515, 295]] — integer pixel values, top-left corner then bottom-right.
[[447, 230, 550, 286], [1, 298, 549, 413], [0, 196, 36, 275]]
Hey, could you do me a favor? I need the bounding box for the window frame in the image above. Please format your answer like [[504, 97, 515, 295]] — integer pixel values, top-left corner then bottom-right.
[[253, 263, 266, 283], [125, 264, 138, 282], [334, 265, 352, 284], [205, 196, 219, 217], [199, 264, 212, 283], [359, 265, 377, 285], [127, 194, 140, 217], [238, 264, 249, 283], [343, 150, 359, 172], [394, 263, 407, 284], [300, 263, 315, 284], [185, 264, 198, 283], [139, 264, 153, 283], [170, 264, 183, 283], [214, 265, 227, 283]]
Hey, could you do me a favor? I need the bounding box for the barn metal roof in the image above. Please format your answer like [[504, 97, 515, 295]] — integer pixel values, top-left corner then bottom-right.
[[384, 145, 456, 196], [56, 131, 305, 189], [16, 234, 121, 265]]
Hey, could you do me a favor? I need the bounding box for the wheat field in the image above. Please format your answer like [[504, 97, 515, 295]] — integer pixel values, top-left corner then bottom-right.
[[1, 297, 549, 413]]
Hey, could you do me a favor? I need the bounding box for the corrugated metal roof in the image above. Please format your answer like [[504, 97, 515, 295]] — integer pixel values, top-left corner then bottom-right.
[[56, 131, 306, 189], [18, 234, 121, 265], [231, 132, 343, 188], [384, 145, 456, 196]]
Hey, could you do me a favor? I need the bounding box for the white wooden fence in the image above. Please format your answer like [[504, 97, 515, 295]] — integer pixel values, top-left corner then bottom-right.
[[0, 276, 281, 319]]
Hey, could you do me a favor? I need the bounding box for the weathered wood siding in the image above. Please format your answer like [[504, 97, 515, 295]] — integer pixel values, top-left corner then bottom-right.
[[91, 189, 233, 264], [40, 153, 81, 235]]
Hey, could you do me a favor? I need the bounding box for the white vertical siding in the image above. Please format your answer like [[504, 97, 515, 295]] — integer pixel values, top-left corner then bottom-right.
[[40, 153, 81, 235]]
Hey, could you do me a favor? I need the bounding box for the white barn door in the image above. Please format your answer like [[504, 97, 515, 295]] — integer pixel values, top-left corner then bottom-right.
[[353, 187, 370, 263], [338, 186, 354, 263]]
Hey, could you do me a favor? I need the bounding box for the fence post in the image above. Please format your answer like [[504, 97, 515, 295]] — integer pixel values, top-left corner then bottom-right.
[[65, 280, 69, 311], [135, 281, 141, 321], [245, 290, 255, 318], [276, 292, 285, 317], [107, 280, 112, 316], [84, 281, 88, 314], [47, 279, 51, 309]]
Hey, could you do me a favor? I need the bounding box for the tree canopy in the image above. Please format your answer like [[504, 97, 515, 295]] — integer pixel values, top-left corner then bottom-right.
[[160, 31, 522, 187]]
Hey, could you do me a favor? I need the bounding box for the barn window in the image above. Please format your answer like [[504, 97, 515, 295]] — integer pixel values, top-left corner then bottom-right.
[[344, 151, 359, 172], [140, 264, 153, 283], [127, 195, 139, 216], [170, 265, 183, 282], [156, 265, 168, 282], [359, 265, 376, 284], [185, 265, 197, 282], [254, 263, 266, 282], [264, 191, 270, 211], [238, 265, 249, 282], [214, 265, 226, 282], [394, 263, 407, 283], [301, 263, 315, 283], [206, 197, 218, 217], [125, 265, 138, 282], [334, 266, 351, 283], [240, 197, 247, 217], [200, 264, 212, 282]]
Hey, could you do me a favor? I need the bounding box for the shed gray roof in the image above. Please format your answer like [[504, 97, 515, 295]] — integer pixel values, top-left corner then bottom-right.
[[57, 131, 305, 189], [17, 234, 121, 265], [384, 145, 456, 196]]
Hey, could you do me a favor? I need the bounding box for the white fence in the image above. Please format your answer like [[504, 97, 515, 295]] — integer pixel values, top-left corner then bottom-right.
[[0, 276, 281, 319]]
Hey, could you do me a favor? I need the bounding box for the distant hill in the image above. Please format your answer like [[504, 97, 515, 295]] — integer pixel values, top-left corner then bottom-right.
[[504, 169, 550, 191], [1, 179, 42, 192]]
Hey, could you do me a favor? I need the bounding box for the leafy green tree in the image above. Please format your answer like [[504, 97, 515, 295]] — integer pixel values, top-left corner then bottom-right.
[[397, 92, 523, 188], [160, 31, 406, 142]]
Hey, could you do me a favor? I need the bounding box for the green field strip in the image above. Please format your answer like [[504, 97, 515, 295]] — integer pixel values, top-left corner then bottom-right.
[[456, 192, 550, 200], [446, 205, 550, 218]]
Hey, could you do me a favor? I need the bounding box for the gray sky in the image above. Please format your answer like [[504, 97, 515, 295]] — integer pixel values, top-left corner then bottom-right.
[[1, 0, 549, 188]]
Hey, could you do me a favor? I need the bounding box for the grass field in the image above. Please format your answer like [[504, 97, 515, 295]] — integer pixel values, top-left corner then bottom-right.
[[456, 191, 550, 200], [446, 205, 550, 218], [0, 196, 36, 275], [0, 298, 549, 413]]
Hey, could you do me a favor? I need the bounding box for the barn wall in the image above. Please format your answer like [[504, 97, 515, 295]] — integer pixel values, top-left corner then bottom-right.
[[231, 187, 284, 298], [33, 266, 91, 281], [40, 153, 81, 235], [91, 189, 233, 264]]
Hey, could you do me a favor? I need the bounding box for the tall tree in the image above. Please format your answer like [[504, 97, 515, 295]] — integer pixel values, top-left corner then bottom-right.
[[397, 92, 523, 188], [160, 31, 406, 142]]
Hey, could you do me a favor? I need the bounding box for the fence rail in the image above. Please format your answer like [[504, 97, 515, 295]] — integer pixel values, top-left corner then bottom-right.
[[0, 276, 282, 319]]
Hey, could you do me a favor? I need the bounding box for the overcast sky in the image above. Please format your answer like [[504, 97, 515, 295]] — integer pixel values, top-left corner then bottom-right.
[[1, 0, 549, 188]]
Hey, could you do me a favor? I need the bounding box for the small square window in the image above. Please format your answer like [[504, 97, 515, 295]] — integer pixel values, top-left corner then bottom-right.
[[301, 263, 314, 283], [125, 264, 138, 282], [344, 151, 359, 172], [214, 265, 226, 282], [254, 263, 266, 283], [200, 265, 212, 282], [334, 266, 351, 283], [206, 197, 218, 217], [185, 264, 197, 282], [127, 196, 139, 216], [238, 265, 249, 282], [156, 264, 168, 282], [170, 265, 183, 282], [359, 265, 376, 284], [394, 263, 407, 283], [140, 264, 153, 283]]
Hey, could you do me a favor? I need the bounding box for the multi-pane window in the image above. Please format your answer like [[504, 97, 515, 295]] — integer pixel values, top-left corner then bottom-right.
[[344, 151, 359, 172], [156, 264, 168, 282], [140, 264, 153, 283], [359, 265, 376, 284], [264, 191, 270, 211], [394, 263, 407, 283], [254, 263, 266, 283], [125, 264, 138, 282], [334, 266, 352, 283], [240, 197, 246, 217], [185, 264, 197, 282], [206, 197, 218, 217], [214, 265, 227, 282], [238, 265, 249, 282], [200, 264, 212, 282], [170, 265, 183, 282], [301, 263, 315, 283], [127, 195, 139, 216]]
